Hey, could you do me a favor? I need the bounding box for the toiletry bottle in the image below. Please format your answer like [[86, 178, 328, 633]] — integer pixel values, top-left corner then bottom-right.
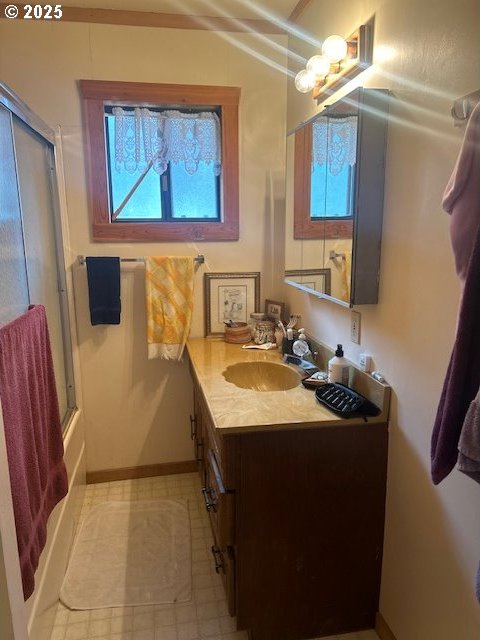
[[283, 327, 294, 355], [328, 344, 350, 385], [275, 323, 284, 349]]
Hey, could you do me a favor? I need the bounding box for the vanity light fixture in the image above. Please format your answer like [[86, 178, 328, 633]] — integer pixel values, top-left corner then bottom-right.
[[295, 25, 372, 103]]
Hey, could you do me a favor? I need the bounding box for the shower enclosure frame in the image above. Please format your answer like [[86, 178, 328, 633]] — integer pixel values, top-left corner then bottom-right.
[[0, 82, 78, 640]]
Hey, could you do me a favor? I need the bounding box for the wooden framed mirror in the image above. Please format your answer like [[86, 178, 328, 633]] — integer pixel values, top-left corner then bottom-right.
[[285, 87, 390, 306]]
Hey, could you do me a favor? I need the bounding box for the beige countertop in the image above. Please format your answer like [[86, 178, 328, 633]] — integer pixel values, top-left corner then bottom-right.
[[186, 338, 390, 434]]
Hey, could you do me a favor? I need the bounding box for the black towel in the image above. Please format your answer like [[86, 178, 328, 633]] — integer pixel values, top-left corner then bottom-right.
[[85, 257, 121, 325]]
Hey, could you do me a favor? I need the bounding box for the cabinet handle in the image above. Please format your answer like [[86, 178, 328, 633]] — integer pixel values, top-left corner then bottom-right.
[[210, 545, 225, 574], [195, 440, 204, 462], [189, 414, 197, 440], [207, 450, 227, 494], [202, 486, 217, 512]]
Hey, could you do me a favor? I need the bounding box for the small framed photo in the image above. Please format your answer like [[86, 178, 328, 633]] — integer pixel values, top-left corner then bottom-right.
[[204, 272, 261, 337], [264, 299, 286, 322]]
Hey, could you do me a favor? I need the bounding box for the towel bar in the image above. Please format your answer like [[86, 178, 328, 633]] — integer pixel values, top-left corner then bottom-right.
[[451, 89, 480, 126], [77, 254, 205, 267], [329, 250, 346, 260]]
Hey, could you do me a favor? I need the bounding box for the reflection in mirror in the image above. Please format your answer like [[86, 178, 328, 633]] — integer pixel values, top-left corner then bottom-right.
[[285, 88, 389, 306], [310, 115, 357, 219], [285, 269, 331, 295]]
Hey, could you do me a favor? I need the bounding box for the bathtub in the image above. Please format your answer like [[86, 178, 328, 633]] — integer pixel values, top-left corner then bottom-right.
[[26, 408, 86, 640]]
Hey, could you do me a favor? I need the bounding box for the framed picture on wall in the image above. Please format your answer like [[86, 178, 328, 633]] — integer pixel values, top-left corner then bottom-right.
[[264, 299, 287, 322], [284, 269, 331, 295], [204, 272, 261, 337]]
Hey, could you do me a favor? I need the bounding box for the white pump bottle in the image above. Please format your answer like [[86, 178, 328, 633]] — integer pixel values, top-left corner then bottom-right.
[[327, 344, 350, 385]]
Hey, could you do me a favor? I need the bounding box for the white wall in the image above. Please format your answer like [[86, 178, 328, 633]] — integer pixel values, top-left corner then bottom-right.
[[284, 1, 480, 638], [0, 20, 287, 473]]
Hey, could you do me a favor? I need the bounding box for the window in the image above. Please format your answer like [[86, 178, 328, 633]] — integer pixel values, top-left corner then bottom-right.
[[309, 115, 356, 219], [105, 108, 221, 222], [309, 161, 354, 218], [80, 81, 240, 241]]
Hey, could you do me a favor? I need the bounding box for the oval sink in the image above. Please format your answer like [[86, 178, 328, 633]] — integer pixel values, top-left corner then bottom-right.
[[222, 361, 301, 392]]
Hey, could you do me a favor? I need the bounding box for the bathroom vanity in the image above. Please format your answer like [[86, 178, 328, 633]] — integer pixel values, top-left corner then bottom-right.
[[187, 338, 389, 640]]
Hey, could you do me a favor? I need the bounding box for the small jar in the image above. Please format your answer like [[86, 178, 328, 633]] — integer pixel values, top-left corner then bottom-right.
[[253, 320, 275, 345], [248, 312, 265, 338]]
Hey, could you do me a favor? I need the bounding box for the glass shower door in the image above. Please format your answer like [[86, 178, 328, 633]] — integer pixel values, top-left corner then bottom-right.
[[12, 118, 72, 419], [0, 87, 76, 426], [0, 104, 29, 327]]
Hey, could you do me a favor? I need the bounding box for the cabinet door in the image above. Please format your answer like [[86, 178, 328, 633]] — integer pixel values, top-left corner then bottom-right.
[[235, 424, 388, 639], [200, 395, 236, 489], [210, 537, 236, 616], [191, 386, 205, 479], [202, 449, 235, 549]]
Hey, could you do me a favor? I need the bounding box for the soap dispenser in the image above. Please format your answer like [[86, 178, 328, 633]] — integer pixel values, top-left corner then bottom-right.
[[327, 344, 350, 385], [292, 329, 310, 358]]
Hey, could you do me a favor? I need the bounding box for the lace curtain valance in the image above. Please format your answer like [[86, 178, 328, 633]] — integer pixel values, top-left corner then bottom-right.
[[312, 116, 358, 176], [112, 107, 221, 176]]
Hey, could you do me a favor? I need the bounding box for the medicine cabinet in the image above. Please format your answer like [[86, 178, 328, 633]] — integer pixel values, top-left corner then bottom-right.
[[284, 88, 390, 306]]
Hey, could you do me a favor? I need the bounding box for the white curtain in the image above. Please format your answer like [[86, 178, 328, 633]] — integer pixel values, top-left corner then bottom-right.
[[112, 107, 221, 176], [312, 116, 357, 176]]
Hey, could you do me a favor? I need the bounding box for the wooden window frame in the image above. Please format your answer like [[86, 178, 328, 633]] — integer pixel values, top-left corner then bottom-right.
[[79, 80, 240, 242], [293, 123, 353, 240]]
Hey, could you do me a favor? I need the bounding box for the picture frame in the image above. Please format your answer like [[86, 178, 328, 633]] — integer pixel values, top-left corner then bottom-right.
[[284, 268, 331, 295], [204, 272, 261, 337], [264, 299, 286, 322]]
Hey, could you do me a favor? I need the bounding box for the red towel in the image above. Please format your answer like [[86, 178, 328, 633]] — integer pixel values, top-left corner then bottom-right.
[[0, 305, 68, 600]]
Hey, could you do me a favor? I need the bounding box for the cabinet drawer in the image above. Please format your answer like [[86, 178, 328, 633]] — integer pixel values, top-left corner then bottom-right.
[[202, 449, 235, 548], [210, 540, 236, 616]]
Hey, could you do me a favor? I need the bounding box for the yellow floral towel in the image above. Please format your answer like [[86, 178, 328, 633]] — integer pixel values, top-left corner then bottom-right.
[[145, 256, 195, 360]]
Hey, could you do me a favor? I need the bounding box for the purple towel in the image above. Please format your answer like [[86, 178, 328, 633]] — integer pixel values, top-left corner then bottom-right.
[[443, 102, 480, 281], [457, 389, 480, 483], [0, 305, 68, 600], [431, 217, 480, 484], [431, 103, 480, 484], [431, 218, 480, 484]]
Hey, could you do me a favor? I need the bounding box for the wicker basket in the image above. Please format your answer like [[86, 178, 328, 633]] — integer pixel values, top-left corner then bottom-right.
[[224, 322, 251, 344]]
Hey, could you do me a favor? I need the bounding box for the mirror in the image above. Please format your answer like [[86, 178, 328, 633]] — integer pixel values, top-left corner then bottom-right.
[[285, 88, 390, 306]]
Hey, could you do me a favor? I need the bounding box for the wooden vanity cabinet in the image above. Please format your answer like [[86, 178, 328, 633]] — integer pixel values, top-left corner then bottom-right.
[[190, 373, 388, 640], [191, 369, 237, 615]]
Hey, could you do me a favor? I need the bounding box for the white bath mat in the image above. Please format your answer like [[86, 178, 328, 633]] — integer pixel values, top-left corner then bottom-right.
[[60, 499, 191, 609]]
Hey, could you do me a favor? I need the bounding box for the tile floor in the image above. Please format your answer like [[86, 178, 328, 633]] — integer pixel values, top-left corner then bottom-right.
[[51, 473, 379, 640]]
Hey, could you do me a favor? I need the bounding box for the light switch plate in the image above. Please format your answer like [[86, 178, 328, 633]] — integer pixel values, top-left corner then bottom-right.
[[351, 310, 361, 344]]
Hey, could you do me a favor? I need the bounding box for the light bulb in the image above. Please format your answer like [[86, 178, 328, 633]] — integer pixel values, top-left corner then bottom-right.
[[321, 35, 348, 63], [294, 69, 316, 93], [306, 54, 331, 78]]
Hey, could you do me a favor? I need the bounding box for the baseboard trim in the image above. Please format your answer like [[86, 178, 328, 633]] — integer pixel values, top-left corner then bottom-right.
[[86, 460, 197, 484], [375, 612, 397, 640]]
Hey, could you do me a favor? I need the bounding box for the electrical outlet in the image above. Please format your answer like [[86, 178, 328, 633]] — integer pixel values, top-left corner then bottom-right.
[[351, 310, 361, 344]]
